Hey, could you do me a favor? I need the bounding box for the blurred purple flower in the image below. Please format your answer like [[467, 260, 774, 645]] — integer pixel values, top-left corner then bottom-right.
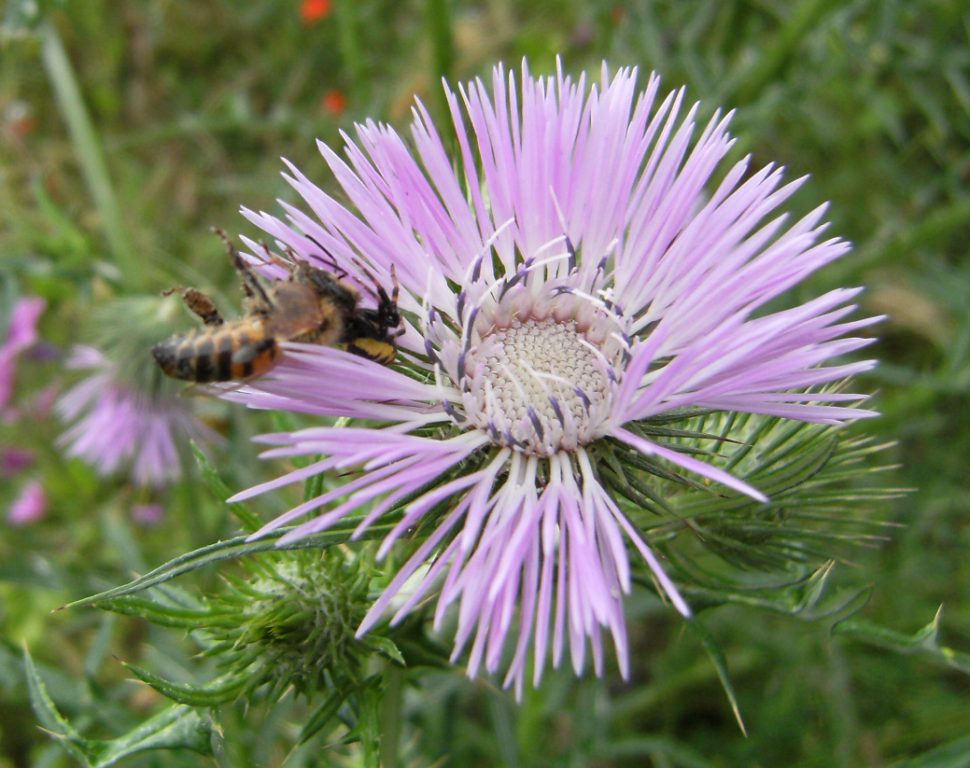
[[8, 480, 47, 526], [131, 503, 165, 527], [0, 296, 45, 413], [1, 448, 35, 478], [57, 346, 217, 487], [225, 62, 878, 693]]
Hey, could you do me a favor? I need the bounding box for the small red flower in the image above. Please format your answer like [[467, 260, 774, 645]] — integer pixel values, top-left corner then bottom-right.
[[322, 90, 347, 116], [300, 0, 331, 25]]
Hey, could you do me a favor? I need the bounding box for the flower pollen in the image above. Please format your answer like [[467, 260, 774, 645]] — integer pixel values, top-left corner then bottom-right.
[[464, 315, 617, 455]]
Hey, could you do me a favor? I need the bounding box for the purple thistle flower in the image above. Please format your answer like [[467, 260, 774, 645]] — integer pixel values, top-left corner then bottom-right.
[[0, 296, 45, 414], [57, 346, 218, 487], [224, 61, 879, 694], [8, 480, 47, 526], [131, 503, 166, 527], [1, 448, 35, 477]]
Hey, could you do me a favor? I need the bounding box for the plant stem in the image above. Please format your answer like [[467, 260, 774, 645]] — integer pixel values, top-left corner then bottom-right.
[[380, 662, 404, 768]]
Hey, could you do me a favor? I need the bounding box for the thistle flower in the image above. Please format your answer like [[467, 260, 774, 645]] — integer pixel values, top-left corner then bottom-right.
[[0, 296, 45, 414], [131, 503, 165, 527], [1, 448, 35, 478], [202, 552, 370, 701], [7, 480, 47, 526], [57, 345, 216, 487], [224, 61, 879, 693], [56, 295, 223, 487]]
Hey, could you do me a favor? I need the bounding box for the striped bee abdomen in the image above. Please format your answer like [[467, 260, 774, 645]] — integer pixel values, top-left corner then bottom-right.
[[152, 322, 279, 382]]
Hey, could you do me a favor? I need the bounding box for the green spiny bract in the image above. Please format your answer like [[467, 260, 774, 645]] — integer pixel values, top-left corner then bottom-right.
[[204, 551, 370, 700]]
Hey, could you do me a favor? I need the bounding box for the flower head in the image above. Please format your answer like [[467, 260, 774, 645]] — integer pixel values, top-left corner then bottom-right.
[[131, 503, 165, 527], [203, 552, 370, 700], [7, 480, 47, 526], [299, 0, 331, 25], [1, 448, 35, 478], [224, 61, 878, 694], [57, 346, 217, 487], [0, 296, 45, 414]]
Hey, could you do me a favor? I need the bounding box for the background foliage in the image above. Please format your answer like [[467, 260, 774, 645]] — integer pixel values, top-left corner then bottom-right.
[[1, 0, 969, 766]]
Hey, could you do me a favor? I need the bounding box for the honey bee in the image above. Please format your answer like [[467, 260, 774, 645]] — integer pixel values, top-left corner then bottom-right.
[[152, 231, 401, 382]]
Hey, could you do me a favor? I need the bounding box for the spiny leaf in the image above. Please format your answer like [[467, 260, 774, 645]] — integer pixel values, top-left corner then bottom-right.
[[24, 647, 213, 766], [834, 606, 970, 675], [23, 646, 93, 764], [684, 621, 747, 737], [124, 663, 248, 706], [93, 595, 239, 628], [679, 562, 872, 621], [87, 705, 214, 767], [62, 519, 396, 611]]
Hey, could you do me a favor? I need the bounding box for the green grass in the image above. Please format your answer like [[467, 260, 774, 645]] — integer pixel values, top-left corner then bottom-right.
[[2, 1, 969, 766]]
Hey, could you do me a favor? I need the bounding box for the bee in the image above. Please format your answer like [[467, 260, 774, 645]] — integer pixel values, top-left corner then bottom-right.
[[152, 231, 401, 382]]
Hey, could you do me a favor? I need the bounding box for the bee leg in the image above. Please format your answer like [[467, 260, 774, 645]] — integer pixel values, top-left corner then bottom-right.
[[304, 234, 347, 278], [162, 287, 224, 326], [388, 262, 399, 305], [257, 241, 295, 272], [211, 227, 275, 314], [354, 257, 400, 306]]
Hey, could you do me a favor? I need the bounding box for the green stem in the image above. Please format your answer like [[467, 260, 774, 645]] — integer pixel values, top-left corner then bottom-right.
[[379, 662, 404, 768], [40, 22, 139, 286]]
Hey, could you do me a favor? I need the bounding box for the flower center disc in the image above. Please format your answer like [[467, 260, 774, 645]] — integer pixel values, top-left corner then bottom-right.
[[464, 317, 616, 455]]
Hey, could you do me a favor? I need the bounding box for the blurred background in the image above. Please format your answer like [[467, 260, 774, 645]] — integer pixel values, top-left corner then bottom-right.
[[1, 1, 969, 766]]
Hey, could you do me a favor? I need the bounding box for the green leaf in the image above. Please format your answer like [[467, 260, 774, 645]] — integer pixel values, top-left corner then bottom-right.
[[684, 621, 747, 736], [88, 705, 214, 767], [834, 606, 970, 675], [83, 613, 116, 679], [124, 663, 247, 707], [895, 734, 970, 768], [41, 22, 137, 283], [93, 595, 238, 628], [365, 635, 406, 666], [23, 646, 94, 764], [24, 647, 213, 766], [191, 441, 263, 532], [63, 519, 395, 611], [297, 678, 356, 745], [682, 561, 873, 621]]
